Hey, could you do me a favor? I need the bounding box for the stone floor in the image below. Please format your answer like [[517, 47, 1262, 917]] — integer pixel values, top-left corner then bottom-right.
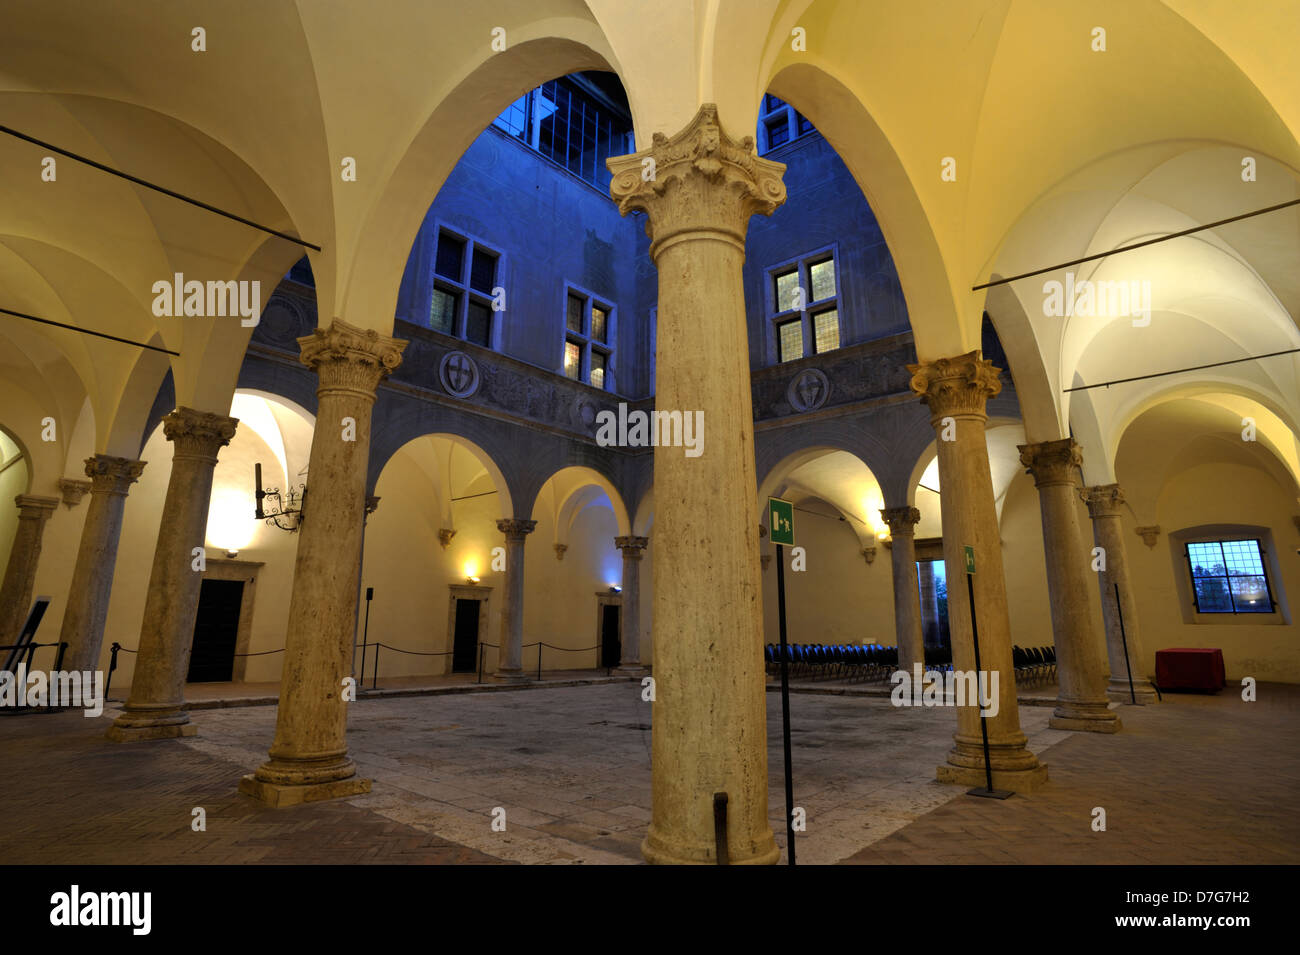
[[1, 679, 1294, 865]]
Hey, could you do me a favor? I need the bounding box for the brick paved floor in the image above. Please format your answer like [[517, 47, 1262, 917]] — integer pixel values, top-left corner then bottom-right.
[[0, 711, 506, 864], [1, 681, 1293, 865], [841, 683, 1300, 864]]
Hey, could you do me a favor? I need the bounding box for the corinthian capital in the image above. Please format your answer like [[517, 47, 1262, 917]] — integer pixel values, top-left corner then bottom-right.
[[879, 506, 921, 536], [607, 104, 787, 256], [1018, 438, 1083, 488], [297, 319, 407, 395], [84, 454, 146, 495], [163, 407, 239, 460], [1081, 483, 1125, 519], [497, 518, 536, 542], [906, 350, 1001, 422], [615, 535, 649, 557]]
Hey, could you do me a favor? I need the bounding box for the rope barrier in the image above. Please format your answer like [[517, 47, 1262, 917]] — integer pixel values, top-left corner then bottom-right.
[[371, 644, 453, 656]]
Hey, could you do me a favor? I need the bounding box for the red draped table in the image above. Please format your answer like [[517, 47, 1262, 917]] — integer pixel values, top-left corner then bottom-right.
[[1155, 648, 1226, 691]]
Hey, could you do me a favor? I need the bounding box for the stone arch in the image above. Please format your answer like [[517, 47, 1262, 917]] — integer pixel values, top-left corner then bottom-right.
[[342, 31, 628, 335], [765, 62, 968, 358], [757, 444, 891, 550], [531, 465, 632, 547]]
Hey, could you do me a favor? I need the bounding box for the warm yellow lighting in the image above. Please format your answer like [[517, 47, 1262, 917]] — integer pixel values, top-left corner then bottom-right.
[[463, 559, 478, 579], [206, 489, 256, 551], [467, 576, 481, 585]]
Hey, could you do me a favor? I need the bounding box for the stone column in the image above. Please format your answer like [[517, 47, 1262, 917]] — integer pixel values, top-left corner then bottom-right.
[[107, 408, 238, 742], [609, 105, 786, 864], [880, 506, 924, 675], [0, 495, 60, 641], [493, 518, 535, 681], [907, 352, 1048, 791], [1019, 439, 1120, 732], [60, 455, 146, 673], [1082, 484, 1158, 703], [240, 320, 405, 807], [614, 535, 649, 673]]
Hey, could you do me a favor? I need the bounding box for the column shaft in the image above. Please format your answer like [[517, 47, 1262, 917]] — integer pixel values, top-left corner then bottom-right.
[[494, 519, 534, 681], [60, 456, 146, 673], [908, 351, 1048, 791], [615, 535, 648, 673], [880, 506, 924, 674], [108, 408, 238, 741], [609, 105, 786, 864], [0, 495, 59, 641], [1020, 439, 1120, 732], [1083, 484, 1158, 703], [240, 320, 405, 807]]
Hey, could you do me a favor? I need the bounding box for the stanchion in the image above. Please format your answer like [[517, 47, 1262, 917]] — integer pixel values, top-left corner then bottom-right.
[[775, 541, 797, 865], [1114, 582, 1139, 705], [105, 643, 121, 700], [477, 643, 484, 684], [963, 546, 1012, 800], [713, 792, 729, 866]]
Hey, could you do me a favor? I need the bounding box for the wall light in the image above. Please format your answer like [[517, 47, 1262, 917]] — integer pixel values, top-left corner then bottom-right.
[[466, 576, 481, 585]]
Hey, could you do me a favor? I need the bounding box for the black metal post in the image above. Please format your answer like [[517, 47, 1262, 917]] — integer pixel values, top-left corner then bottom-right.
[[537, 643, 543, 681], [477, 643, 484, 684], [965, 571, 1011, 799], [104, 643, 120, 700], [372, 645, 378, 690], [713, 792, 729, 865], [53, 641, 67, 672], [776, 542, 796, 865], [1114, 582, 1137, 705]]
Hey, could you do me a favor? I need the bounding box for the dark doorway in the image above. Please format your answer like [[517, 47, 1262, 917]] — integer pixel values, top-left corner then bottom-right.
[[601, 604, 621, 669], [452, 599, 481, 673], [187, 579, 243, 683]]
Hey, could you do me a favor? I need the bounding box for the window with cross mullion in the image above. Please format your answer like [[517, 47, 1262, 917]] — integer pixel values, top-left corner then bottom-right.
[[430, 228, 500, 349], [768, 247, 841, 364], [563, 286, 613, 390]]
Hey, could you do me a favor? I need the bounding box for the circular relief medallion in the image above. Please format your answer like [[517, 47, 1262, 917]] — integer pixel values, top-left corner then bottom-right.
[[439, 350, 480, 399], [787, 368, 830, 413]]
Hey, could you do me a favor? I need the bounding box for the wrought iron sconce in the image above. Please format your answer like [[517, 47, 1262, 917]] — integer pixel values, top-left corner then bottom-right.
[[254, 462, 306, 532]]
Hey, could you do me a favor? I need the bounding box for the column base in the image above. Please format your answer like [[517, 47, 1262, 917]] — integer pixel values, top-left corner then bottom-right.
[[937, 762, 1050, 793], [641, 824, 780, 865], [615, 664, 649, 677], [493, 668, 531, 683], [1051, 700, 1122, 732], [1107, 678, 1159, 704], [238, 773, 371, 808], [1050, 713, 1123, 733], [105, 721, 196, 742]]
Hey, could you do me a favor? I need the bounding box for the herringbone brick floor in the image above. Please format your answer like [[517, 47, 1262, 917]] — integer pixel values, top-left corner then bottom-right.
[[0, 712, 506, 864], [2, 682, 1295, 865], [840, 684, 1300, 864]]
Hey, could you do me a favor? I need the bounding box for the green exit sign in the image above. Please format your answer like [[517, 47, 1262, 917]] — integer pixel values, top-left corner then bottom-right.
[[963, 544, 976, 574], [769, 497, 795, 546]]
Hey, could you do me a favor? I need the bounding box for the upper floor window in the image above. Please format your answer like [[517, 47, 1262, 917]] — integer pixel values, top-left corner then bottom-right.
[[563, 286, 613, 389], [758, 94, 817, 156], [1185, 539, 1276, 614], [430, 229, 500, 349], [768, 248, 841, 363], [493, 75, 635, 192]]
